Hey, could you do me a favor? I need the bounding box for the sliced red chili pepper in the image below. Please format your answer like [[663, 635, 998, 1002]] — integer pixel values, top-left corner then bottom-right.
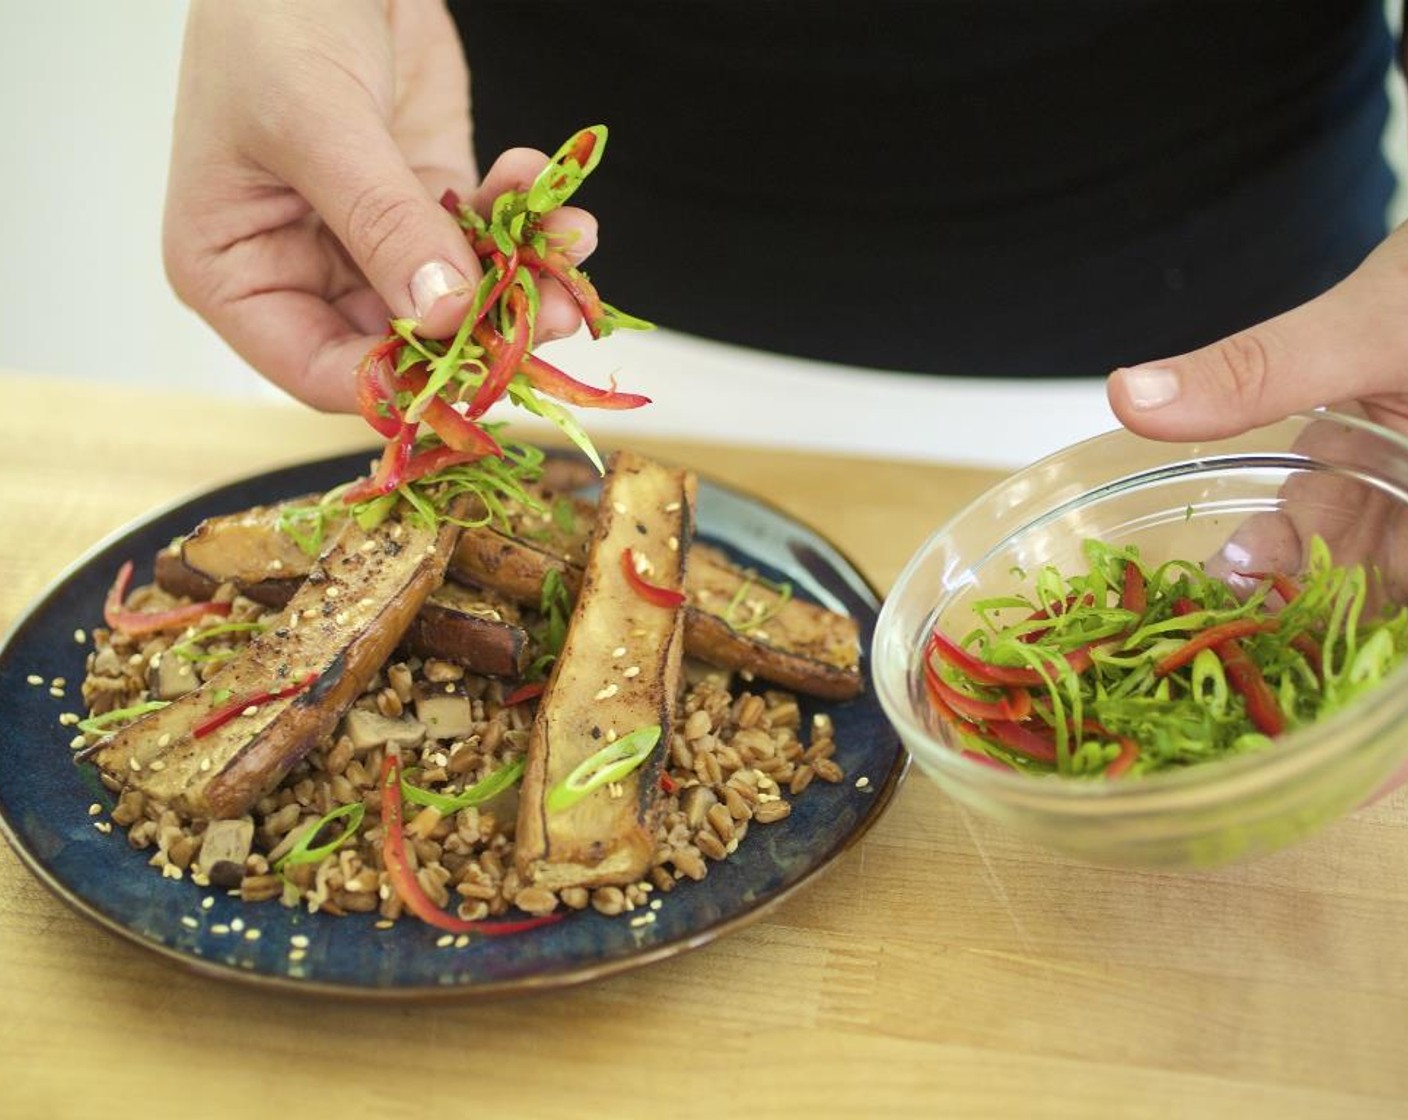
[[1120, 560, 1147, 616], [1104, 737, 1141, 779], [391, 364, 503, 458], [502, 680, 546, 707], [516, 351, 651, 410], [466, 285, 531, 419], [380, 752, 563, 935], [522, 247, 610, 338], [1236, 570, 1302, 603], [1170, 599, 1284, 735], [659, 772, 679, 794], [193, 670, 319, 739], [469, 248, 520, 333], [922, 655, 1030, 723], [104, 561, 231, 637], [341, 421, 418, 504], [621, 548, 686, 608], [354, 335, 404, 439], [438, 188, 461, 214], [983, 719, 1059, 763], [1153, 617, 1279, 676], [925, 628, 1094, 687], [960, 750, 1012, 771], [1290, 632, 1323, 678]]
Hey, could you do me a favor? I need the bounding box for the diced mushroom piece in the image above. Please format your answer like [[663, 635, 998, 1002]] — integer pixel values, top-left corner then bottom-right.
[[148, 652, 200, 700], [196, 817, 255, 889], [412, 684, 474, 742], [341, 708, 427, 752]]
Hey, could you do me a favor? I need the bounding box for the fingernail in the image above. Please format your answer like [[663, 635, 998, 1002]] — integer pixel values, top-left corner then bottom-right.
[[1119, 366, 1180, 410], [409, 260, 468, 319]]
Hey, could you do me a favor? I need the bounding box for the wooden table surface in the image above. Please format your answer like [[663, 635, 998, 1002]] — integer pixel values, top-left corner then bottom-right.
[[2, 371, 1406, 1119]]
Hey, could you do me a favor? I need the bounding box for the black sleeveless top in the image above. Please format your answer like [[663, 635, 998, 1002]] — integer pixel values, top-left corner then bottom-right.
[[452, 1, 1395, 377]]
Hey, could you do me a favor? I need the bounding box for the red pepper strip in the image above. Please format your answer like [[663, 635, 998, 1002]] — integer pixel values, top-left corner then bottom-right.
[[1290, 632, 1323, 678], [1016, 593, 1095, 643], [925, 628, 1094, 687], [341, 421, 418, 504], [960, 750, 1012, 771], [921, 654, 1031, 723], [193, 671, 319, 739], [516, 351, 651, 410], [466, 285, 530, 419], [1120, 560, 1147, 616], [1153, 617, 1278, 677], [1236, 570, 1302, 603], [982, 719, 1059, 763], [621, 548, 686, 608], [1104, 739, 1141, 779], [502, 680, 546, 707], [380, 753, 564, 935], [522, 248, 609, 338], [1170, 599, 1284, 735], [104, 561, 231, 637], [354, 336, 404, 439], [439, 188, 461, 213], [659, 772, 679, 794], [469, 248, 520, 333], [392, 364, 503, 457]]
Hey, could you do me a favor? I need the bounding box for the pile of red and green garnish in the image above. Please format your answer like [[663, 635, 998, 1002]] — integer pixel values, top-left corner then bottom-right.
[[923, 537, 1408, 779], [331, 124, 651, 532]]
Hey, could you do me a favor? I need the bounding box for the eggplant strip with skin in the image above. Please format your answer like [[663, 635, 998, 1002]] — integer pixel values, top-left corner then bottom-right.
[[95, 504, 463, 819], [515, 450, 695, 890], [162, 483, 863, 699]]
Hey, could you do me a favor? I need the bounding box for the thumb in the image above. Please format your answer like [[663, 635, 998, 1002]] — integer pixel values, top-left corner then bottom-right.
[[268, 110, 479, 339], [1107, 238, 1408, 441]]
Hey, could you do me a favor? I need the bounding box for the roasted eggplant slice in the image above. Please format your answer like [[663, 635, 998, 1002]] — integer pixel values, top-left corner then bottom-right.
[[515, 451, 696, 890], [95, 506, 460, 818]]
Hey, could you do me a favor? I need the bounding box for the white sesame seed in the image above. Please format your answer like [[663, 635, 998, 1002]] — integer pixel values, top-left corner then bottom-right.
[[73, 629, 87, 644], [48, 688, 64, 699], [181, 916, 198, 929], [244, 929, 261, 942], [199, 759, 211, 772], [149, 760, 166, 772], [290, 934, 310, 948], [360, 540, 378, 552], [436, 934, 453, 948], [359, 597, 375, 608], [649, 898, 662, 911], [612, 646, 627, 658], [93, 821, 112, 835], [594, 683, 619, 701], [69, 735, 86, 750], [374, 920, 394, 930], [629, 913, 656, 928], [855, 776, 871, 789], [289, 948, 307, 962], [201, 897, 215, 910], [59, 712, 78, 726], [87, 803, 102, 816], [667, 537, 679, 552], [334, 611, 349, 626], [128, 758, 142, 772], [453, 934, 470, 949], [128, 654, 145, 666], [612, 501, 627, 515], [664, 501, 681, 512], [268, 559, 283, 571], [623, 666, 640, 679], [51, 677, 66, 688], [25, 674, 42, 686], [241, 705, 260, 717], [606, 728, 618, 743], [608, 781, 623, 799], [325, 585, 342, 599], [162, 864, 183, 880], [157, 733, 172, 748], [230, 918, 245, 932]]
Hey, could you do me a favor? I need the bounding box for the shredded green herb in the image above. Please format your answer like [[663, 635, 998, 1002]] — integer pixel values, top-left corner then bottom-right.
[[722, 568, 794, 633], [400, 757, 526, 815], [526, 566, 574, 679], [925, 536, 1408, 779], [168, 621, 266, 664], [272, 802, 365, 873], [76, 700, 169, 737]]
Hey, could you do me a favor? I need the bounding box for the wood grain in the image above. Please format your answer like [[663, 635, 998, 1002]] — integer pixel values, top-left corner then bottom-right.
[[2, 371, 1405, 1119]]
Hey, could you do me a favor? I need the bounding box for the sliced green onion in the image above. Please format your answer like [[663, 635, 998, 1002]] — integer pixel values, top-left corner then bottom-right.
[[272, 802, 365, 872], [546, 725, 661, 813], [76, 700, 169, 736], [168, 621, 266, 663], [400, 757, 526, 815]]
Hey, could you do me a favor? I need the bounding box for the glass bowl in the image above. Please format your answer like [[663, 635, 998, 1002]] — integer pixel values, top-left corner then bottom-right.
[[872, 411, 1408, 869]]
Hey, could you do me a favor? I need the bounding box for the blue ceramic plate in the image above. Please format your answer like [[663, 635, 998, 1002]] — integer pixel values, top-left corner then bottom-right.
[[0, 451, 905, 999]]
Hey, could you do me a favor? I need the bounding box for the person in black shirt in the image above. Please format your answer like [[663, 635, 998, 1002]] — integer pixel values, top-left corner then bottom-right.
[[163, 0, 1408, 449]]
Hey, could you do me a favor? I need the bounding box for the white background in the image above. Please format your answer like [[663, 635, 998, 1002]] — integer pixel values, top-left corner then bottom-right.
[[0, 2, 1403, 470]]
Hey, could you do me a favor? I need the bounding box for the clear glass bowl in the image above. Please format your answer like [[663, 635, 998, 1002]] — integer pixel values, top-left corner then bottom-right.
[[872, 411, 1408, 868]]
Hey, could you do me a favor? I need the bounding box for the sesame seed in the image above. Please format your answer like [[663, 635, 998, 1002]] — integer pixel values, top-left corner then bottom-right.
[[444, 682, 455, 693], [630, 628, 648, 638], [268, 559, 283, 571], [128, 758, 142, 772], [608, 781, 624, 799], [334, 611, 349, 626], [374, 920, 394, 930], [289, 948, 307, 962], [612, 501, 627, 515], [181, 916, 198, 929], [230, 918, 245, 932], [93, 821, 112, 834], [290, 934, 310, 948], [157, 733, 171, 748], [649, 898, 662, 911], [199, 759, 211, 772], [201, 897, 215, 910], [69, 735, 86, 750], [664, 501, 681, 512], [73, 629, 87, 644], [359, 597, 374, 608], [622, 666, 640, 678], [594, 683, 619, 701], [49, 688, 64, 699], [855, 776, 871, 789], [453, 934, 470, 949], [128, 654, 145, 666], [149, 760, 166, 772], [436, 934, 453, 948], [51, 677, 66, 688], [325, 585, 342, 600], [148, 654, 161, 669], [26, 674, 42, 686], [88, 803, 102, 816], [190, 872, 210, 887], [606, 728, 618, 742], [360, 540, 378, 552], [244, 929, 261, 942], [162, 864, 183, 880], [667, 537, 679, 552], [241, 705, 259, 717], [59, 713, 79, 726], [612, 646, 627, 658], [629, 913, 656, 928]]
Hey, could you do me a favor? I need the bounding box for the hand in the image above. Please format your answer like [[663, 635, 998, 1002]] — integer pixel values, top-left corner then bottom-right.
[[1106, 224, 1408, 597], [163, 0, 595, 412]]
